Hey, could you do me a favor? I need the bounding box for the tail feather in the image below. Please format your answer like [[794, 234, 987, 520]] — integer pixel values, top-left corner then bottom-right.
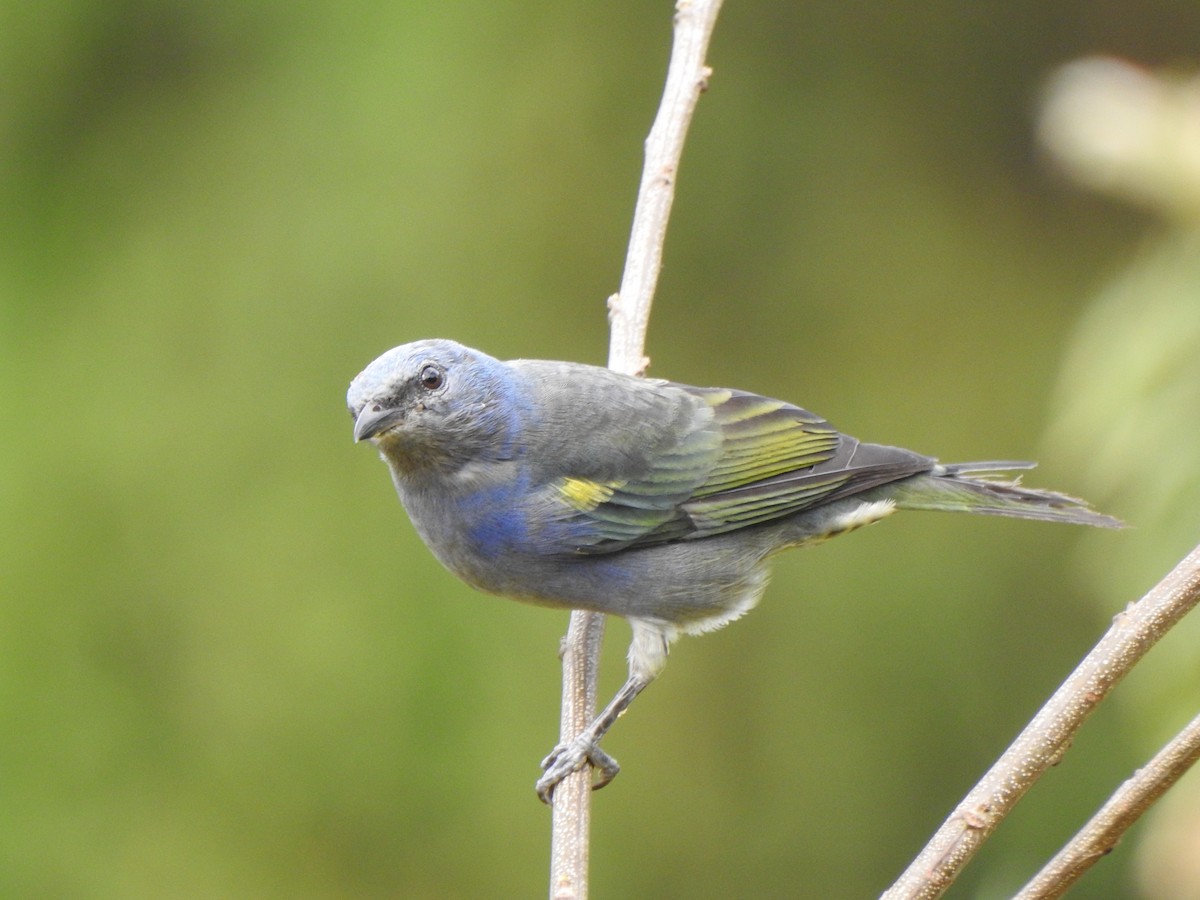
[[890, 462, 1124, 529], [936, 460, 1038, 476]]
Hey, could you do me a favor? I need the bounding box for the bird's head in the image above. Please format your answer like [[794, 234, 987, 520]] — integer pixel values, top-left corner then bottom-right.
[[347, 339, 526, 473]]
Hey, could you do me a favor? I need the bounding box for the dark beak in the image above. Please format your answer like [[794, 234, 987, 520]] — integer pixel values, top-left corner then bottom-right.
[[353, 404, 405, 442]]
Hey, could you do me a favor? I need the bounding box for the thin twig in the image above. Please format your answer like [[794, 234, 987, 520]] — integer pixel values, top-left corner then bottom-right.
[[1014, 709, 1200, 899], [607, 0, 722, 377], [549, 615, 605, 900], [882, 541, 1200, 900], [548, 2, 724, 899]]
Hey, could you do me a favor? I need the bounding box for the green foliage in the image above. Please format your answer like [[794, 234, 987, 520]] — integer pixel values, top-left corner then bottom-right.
[[2, 2, 1196, 897]]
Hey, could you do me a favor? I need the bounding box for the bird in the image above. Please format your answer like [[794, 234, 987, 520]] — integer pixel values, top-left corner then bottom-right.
[[346, 338, 1121, 802]]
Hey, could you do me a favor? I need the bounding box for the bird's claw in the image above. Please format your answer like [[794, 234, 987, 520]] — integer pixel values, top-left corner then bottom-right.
[[536, 737, 620, 804]]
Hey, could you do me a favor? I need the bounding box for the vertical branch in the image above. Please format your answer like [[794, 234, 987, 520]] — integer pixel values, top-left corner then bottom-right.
[[549, 3, 724, 899], [549, 615, 605, 900], [607, 0, 723, 376]]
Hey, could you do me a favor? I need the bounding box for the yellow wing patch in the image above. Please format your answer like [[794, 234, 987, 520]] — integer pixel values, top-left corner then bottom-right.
[[558, 477, 621, 511]]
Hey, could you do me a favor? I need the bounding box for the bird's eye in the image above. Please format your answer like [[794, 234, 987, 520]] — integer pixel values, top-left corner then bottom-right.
[[418, 364, 444, 390]]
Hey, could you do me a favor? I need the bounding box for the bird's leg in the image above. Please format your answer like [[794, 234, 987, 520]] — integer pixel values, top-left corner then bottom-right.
[[537, 618, 669, 803], [536, 674, 649, 804]]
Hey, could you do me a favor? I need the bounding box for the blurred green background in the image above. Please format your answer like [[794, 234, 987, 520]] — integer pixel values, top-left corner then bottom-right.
[[4, 2, 1200, 897]]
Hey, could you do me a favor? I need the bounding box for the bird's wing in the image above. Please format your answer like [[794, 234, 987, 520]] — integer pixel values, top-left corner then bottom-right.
[[677, 387, 932, 537], [524, 377, 932, 554]]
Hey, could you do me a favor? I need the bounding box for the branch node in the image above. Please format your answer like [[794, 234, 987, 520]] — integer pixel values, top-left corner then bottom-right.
[[961, 801, 996, 830]]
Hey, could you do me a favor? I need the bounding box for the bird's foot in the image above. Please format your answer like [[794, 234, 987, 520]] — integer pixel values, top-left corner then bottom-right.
[[536, 737, 620, 804]]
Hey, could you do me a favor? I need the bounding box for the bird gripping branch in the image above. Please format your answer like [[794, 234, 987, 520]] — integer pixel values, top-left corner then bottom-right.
[[347, 339, 1121, 802]]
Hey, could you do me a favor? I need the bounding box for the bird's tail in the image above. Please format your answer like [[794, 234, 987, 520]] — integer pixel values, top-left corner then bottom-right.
[[887, 461, 1124, 529]]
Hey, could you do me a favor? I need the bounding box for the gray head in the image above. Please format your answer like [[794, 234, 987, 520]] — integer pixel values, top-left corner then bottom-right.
[[347, 339, 527, 472]]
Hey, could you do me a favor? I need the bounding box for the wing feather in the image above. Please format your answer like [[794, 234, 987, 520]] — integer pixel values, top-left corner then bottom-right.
[[520, 372, 932, 554]]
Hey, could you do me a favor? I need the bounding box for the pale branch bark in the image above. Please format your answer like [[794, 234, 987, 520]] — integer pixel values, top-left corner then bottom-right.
[[549, 614, 605, 900], [607, 0, 722, 377], [549, 3, 725, 899], [1014, 708, 1200, 899], [883, 541, 1200, 900]]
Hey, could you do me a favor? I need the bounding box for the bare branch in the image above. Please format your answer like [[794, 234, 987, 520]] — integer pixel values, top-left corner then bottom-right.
[[882, 541, 1200, 899], [1014, 709, 1200, 899], [549, 2, 724, 898], [549, 616, 605, 900], [608, 0, 722, 375]]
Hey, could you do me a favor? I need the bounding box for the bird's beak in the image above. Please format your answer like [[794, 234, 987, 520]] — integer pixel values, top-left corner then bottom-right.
[[353, 404, 405, 443]]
